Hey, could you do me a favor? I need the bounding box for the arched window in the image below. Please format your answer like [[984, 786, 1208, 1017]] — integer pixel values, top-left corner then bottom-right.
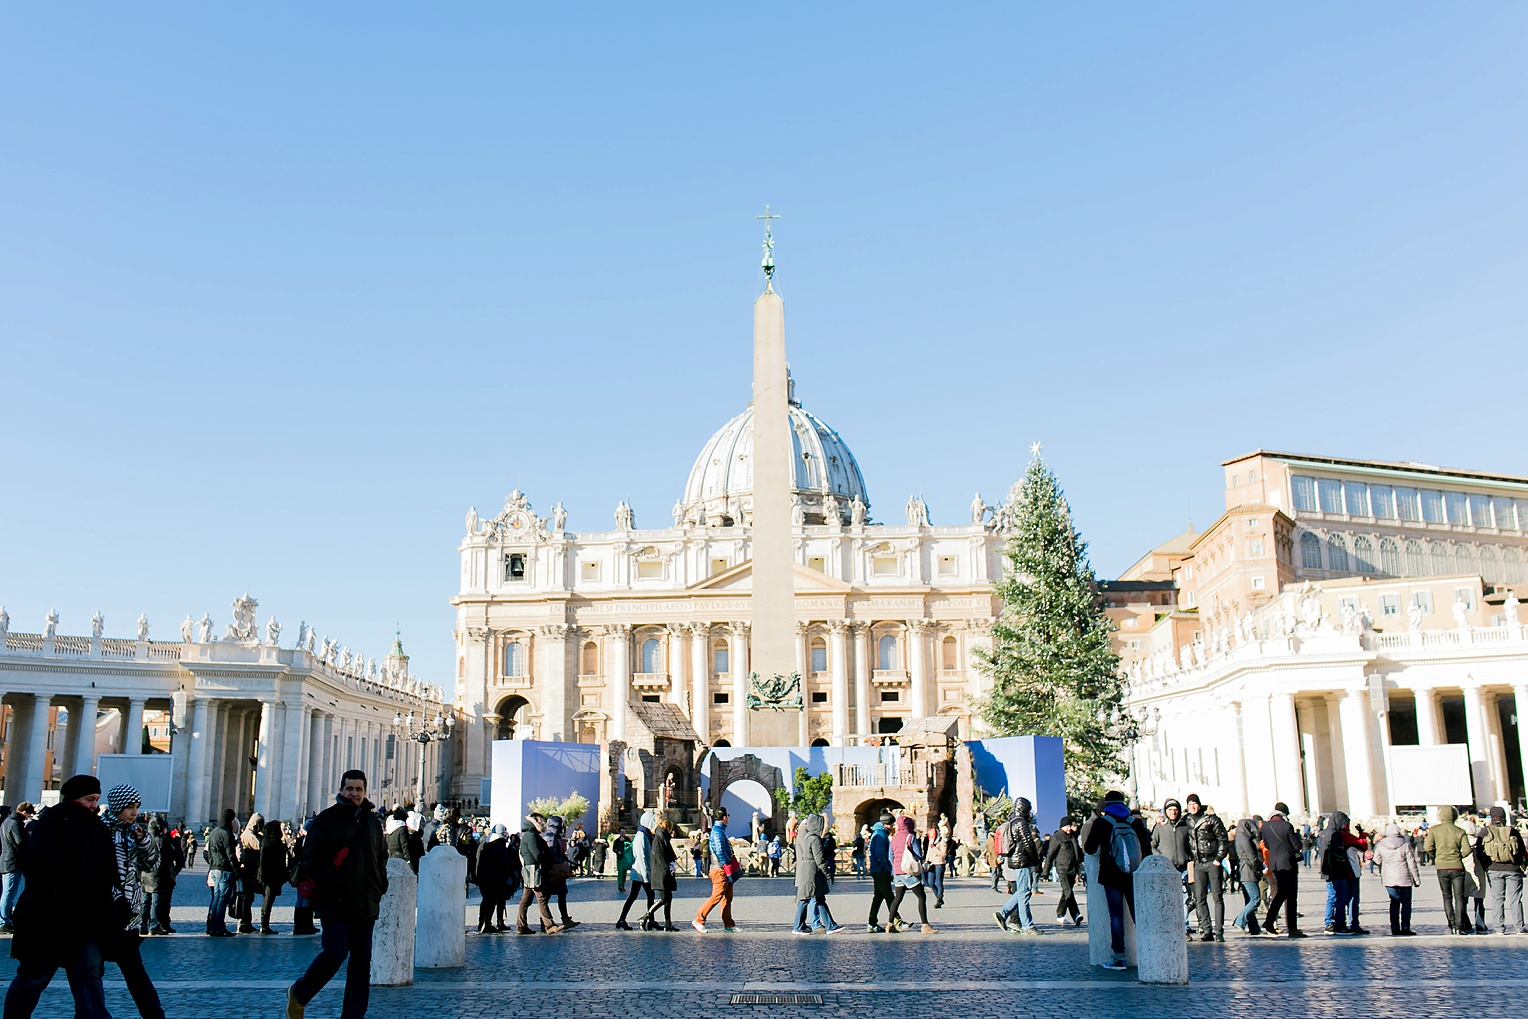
[[1430, 542, 1450, 576], [712, 640, 729, 675], [877, 634, 899, 671], [503, 641, 525, 677], [1326, 534, 1349, 573], [641, 637, 661, 674], [1300, 532, 1322, 570], [1353, 536, 1375, 573], [1505, 548, 1524, 584], [1455, 544, 1476, 576], [580, 641, 598, 676], [1379, 538, 1401, 576], [809, 637, 827, 674], [1479, 547, 1500, 583], [1405, 540, 1426, 576], [810, 737, 830, 747], [941, 635, 958, 671]]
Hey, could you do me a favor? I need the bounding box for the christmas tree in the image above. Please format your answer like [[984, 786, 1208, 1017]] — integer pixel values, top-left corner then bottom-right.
[[976, 447, 1136, 809]]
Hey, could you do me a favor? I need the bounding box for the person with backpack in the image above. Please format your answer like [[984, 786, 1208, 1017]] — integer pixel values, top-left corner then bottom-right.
[[1184, 794, 1228, 942], [203, 809, 239, 938], [1259, 802, 1307, 938], [1373, 822, 1421, 936], [1480, 807, 1526, 936], [515, 813, 561, 935], [1081, 790, 1151, 970], [992, 798, 1042, 935], [140, 817, 184, 936], [1317, 811, 1365, 935], [1230, 817, 1264, 936], [865, 811, 894, 932]]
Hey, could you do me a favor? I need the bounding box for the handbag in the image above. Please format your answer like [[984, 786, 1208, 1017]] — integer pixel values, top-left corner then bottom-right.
[[722, 859, 743, 883], [545, 860, 573, 883], [899, 845, 920, 876]]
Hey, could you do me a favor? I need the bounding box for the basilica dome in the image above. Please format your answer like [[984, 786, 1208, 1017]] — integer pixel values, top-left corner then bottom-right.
[[681, 380, 869, 527]]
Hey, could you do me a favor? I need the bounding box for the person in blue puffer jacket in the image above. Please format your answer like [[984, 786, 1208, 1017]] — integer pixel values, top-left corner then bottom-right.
[[865, 811, 895, 931], [692, 807, 737, 932]]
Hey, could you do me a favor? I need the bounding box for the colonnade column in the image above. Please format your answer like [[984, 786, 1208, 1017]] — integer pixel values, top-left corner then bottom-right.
[[829, 621, 849, 745], [669, 624, 689, 716], [206, 704, 228, 815], [252, 701, 275, 818], [1338, 685, 1381, 819], [316, 713, 335, 803], [607, 624, 631, 743], [122, 698, 144, 755], [853, 624, 871, 736], [1462, 683, 1499, 805], [730, 623, 750, 745], [72, 696, 100, 778], [183, 698, 212, 824], [1269, 692, 1305, 816], [1413, 687, 1440, 746], [690, 623, 710, 737], [1516, 685, 1528, 801], [908, 620, 929, 719], [23, 696, 51, 802]]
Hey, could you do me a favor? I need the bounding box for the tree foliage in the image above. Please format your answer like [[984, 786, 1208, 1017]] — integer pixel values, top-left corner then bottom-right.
[[774, 766, 834, 817], [975, 453, 1137, 810], [527, 790, 591, 824]]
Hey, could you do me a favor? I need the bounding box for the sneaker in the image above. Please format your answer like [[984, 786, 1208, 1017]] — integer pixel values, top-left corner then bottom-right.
[[1286, 930, 1308, 939], [794, 930, 812, 937], [286, 986, 304, 1019], [920, 924, 937, 934], [889, 918, 905, 933], [865, 923, 884, 933], [1347, 926, 1368, 936], [826, 925, 847, 935], [1016, 926, 1042, 936], [1072, 915, 1084, 927], [691, 920, 707, 933], [993, 911, 1010, 932], [1103, 958, 1128, 972], [562, 920, 581, 930], [723, 926, 738, 932], [1323, 924, 1346, 935]]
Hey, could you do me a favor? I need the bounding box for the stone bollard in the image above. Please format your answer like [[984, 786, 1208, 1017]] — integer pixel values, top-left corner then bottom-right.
[[415, 844, 467, 968], [371, 857, 417, 986], [1132, 855, 1189, 985], [1083, 852, 1137, 968]]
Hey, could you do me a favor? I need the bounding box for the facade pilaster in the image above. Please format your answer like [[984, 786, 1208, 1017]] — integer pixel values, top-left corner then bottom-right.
[[852, 624, 871, 736], [795, 622, 810, 745], [606, 624, 632, 743], [730, 623, 750, 745], [540, 624, 572, 742], [460, 626, 490, 801], [908, 620, 931, 719], [690, 623, 711, 735], [670, 624, 690, 715], [829, 621, 850, 745]]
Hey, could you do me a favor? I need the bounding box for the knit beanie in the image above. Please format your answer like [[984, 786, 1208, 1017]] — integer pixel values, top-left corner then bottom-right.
[[1491, 806, 1507, 824], [105, 784, 141, 817], [60, 774, 101, 801], [1273, 802, 1290, 817], [1185, 793, 1202, 806]]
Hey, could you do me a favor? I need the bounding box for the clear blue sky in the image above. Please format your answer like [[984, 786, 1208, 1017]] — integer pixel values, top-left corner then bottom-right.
[[2, 5, 1524, 683]]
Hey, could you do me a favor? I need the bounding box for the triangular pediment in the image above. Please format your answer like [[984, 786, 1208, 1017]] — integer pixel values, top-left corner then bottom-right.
[[688, 559, 853, 594]]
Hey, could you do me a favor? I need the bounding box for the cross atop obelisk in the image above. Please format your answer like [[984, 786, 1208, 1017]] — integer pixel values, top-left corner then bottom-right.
[[756, 205, 781, 285]]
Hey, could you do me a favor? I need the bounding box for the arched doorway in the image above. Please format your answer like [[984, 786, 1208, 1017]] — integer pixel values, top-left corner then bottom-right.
[[854, 796, 905, 833], [810, 738, 830, 747], [712, 738, 731, 747], [495, 696, 530, 741], [722, 779, 774, 838]]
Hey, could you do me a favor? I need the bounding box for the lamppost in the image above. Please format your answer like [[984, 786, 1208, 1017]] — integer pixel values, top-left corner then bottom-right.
[[395, 708, 455, 808]]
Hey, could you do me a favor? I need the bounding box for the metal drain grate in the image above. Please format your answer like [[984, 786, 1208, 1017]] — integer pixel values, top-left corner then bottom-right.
[[731, 994, 824, 1006]]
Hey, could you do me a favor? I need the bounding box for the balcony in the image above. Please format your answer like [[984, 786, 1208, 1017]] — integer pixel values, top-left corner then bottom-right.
[[871, 669, 909, 687], [632, 672, 669, 691], [835, 760, 932, 788], [495, 672, 533, 689]]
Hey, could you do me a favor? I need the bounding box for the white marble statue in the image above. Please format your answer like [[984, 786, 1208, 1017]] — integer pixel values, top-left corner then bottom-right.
[[465, 506, 479, 536], [367, 658, 376, 680], [305, 629, 316, 652], [1452, 597, 1470, 629], [228, 594, 259, 642], [1340, 602, 1358, 634], [672, 499, 685, 527], [181, 615, 194, 642], [0, 606, 8, 640], [791, 497, 805, 527], [136, 614, 150, 642], [266, 617, 281, 645], [823, 492, 840, 525], [1506, 591, 1521, 626], [905, 495, 929, 527], [850, 495, 867, 526], [552, 502, 567, 531], [319, 636, 333, 661], [45, 610, 59, 639], [198, 613, 213, 643], [615, 500, 635, 530], [971, 492, 987, 526], [1408, 601, 1424, 633], [90, 612, 104, 639], [295, 621, 308, 649]]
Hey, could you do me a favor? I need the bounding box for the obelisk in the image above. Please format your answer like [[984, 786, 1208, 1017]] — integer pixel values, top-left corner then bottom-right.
[[745, 210, 799, 746]]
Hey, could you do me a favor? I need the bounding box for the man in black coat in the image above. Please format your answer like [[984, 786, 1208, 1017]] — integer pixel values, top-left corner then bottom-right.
[[287, 770, 387, 1019], [2, 774, 118, 1019], [1259, 802, 1307, 938], [0, 801, 34, 933], [204, 809, 239, 937], [1043, 816, 1083, 926]]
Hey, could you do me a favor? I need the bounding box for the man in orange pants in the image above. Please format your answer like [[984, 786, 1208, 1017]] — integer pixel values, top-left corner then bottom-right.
[[692, 806, 737, 932]]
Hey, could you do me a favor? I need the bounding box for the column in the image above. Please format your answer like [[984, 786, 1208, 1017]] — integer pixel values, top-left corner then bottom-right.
[[795, 623, 810, 745], [730, 623, 749, 745], [72, 696, 100, 778], [122, 698, 145, 755], [541, 624, 572, 742], [59, 699, 82, 785], [312, 713, 334, 807], [908, 620, 929, 719], [1269, 692, 1305, 816], [5, 698, 36, 805], [278, 703, 305, 819], [1224, 701, 1250, 817], [1516, 686, 1528, 802], [853, 624, 871, 736], [1412, 687, 1440, 746], [253, 701, 275, 818], [1322, 694, 1348, 813], [206, 704, 228, 814], [229, 709, 254, 814], [690, 623, 710, 734], [1337, 686, 1381, 819], [829, 622, 850, 745], [23, 696, 51, 802], [183, 698, 212, 824], [607, 624, 631, 743], [1485, 691, 1511, 807], [1463, 683, 1498, 804], [670, 624, 689, 714]]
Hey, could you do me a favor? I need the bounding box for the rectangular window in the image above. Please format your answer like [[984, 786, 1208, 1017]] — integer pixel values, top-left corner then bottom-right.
[[1411, 591, 1433, 614], [1420, 490, 1445, 523], [641, 695, 661, 703], [1492, 496, 1517, 531], [807, 556, 826, 573], [1317, 479, 1343, 514], [872, 556, 899, 577], [505, 553, 527, 581], [1247, 538, 1264, 557], [810, 691, 828, 704], [880, 691, 900, 703], [712, 646, 729, 674], [1467, 494, 1492, 528], [710, 558, 729, 576], [1395, 487, 1420, 521], [1291, 476, 1317, 512], [1369, 485, 1395, 519], [1517, 500, 1528, 532], [810, 645, 827, 673], [1454, 587, 1476, 611], [937, 555, 958, 577], [1251, 576, 1265, 590], [712, 692, 729, 705], [580, 561, 601, 582], [1380, 593, 1400, 616], [1445, 492, 1469, 525], [1338, 596, 1360, 616], [636, 560, 664, 580], [1344, 482, 1369, 517]]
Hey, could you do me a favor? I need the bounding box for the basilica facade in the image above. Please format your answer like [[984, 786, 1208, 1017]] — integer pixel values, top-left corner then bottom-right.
[[450, 376, 1018, 803]]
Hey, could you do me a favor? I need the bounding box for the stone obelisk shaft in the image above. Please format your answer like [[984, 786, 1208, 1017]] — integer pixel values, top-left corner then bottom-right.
[[747, 284, 796, 746]]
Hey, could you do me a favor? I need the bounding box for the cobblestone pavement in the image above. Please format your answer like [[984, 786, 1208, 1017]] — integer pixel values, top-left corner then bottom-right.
[[6, 866, 1527, 1017]]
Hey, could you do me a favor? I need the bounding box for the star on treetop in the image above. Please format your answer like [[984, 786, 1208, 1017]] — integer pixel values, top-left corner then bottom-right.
[[1029, 441, 1043, 458]]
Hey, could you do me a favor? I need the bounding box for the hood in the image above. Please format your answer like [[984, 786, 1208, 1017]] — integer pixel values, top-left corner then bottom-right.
[[1237, 818, 1259, 841], [545, 816, 565, 838], [1460, 818, 1478, 836], [487, 829, 504, 843], [872, 821, 887, 838], [406, 810, 423, 832], [384, 817, 406, 836], [1379, 823, 1406, 850], [1102, 802, 1132, 821], [1317, 812, 1349, 852], [895, 815, 916, 836], [639, 811, 656, 833], [1013, 797, 1032, 820], [523, 816, 546, 834], [1438, 805, 1458, 823], [800, 814, 824, 839]]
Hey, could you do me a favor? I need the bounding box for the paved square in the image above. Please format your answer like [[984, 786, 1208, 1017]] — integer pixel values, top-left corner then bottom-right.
[[7, 864, 1527, 1017]]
